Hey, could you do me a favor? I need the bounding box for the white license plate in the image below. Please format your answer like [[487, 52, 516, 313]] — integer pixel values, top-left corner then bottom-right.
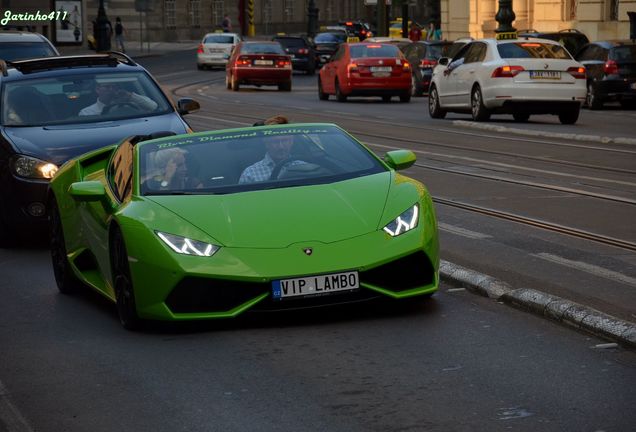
[[529, 71, 561, 80], [272, 271, 359, 300], [371, 66, 392, 72], [254, 59, 273, 66]]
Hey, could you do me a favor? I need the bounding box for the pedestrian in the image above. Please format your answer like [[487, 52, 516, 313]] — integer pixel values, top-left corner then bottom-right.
[[409, 23, 422, 42], [221, 14, 232, 33], [114, 17, 127, 53], [426, 21, 442, 41]]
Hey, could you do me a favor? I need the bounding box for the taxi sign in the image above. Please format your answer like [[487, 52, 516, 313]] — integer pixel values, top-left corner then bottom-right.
[[347, 36, 360, 42], [496, 31, 518, 40]]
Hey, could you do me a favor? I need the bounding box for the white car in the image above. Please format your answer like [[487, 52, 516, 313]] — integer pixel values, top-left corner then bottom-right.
[[428, 38, 587, 124], [197, 32, 241, 69]]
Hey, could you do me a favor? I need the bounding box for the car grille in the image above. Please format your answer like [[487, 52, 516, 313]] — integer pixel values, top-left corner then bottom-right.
[[166, 277, 269, 313], [359, 251, 435, 292]]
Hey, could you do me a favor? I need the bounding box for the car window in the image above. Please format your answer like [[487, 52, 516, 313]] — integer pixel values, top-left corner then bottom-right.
[[109, 140, 134, 203], [315, 33, 346, 43], [464, 42, 487, 63], [497, 42, 572, 59], [575, 45, 594, 61], [451, 43, 471, 61], [240, 43, 285, 54], [1, 71, 172, 127], [425, 44, 452, 59], [0, 42, 57, 61], [203, 35, 235, 44], [448, 42, 468, 58], [275, 38, 307, 48], [139, 125, 386, 195], [331, 46, 345, 61], [610, 46, 636, 62], [350, 44, 400, 58]]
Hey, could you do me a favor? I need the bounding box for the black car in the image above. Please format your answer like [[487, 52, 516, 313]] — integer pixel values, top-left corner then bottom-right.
[[338, 21, 372, 40], [314, 31, 347, 66], [0, 31, 59, 61], [402, 40, 453, 96], [517, 29, 590, 57], [272, 34, 316, 74], [0, 54, 200, 246], [575, 40, 636, 109]]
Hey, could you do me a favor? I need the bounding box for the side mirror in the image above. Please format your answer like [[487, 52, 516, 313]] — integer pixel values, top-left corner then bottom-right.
[[384, 150, 416, 171], [177, 98, 200, 115], [69, 181, 106, 202], [438, 57, 450, 66]]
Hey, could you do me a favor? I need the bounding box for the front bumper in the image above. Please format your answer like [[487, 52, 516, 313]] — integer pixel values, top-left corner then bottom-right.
[[0, 164, 49, 231], [124, 226, 439, 320]]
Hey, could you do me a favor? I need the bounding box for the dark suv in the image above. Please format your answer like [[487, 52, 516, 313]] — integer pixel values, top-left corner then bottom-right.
[[0, 54, 200, 246], [517, 29, 589, 56], [575, 40, 636, 109], [0, 31, 59, 61], [272, 35, 316, 74]]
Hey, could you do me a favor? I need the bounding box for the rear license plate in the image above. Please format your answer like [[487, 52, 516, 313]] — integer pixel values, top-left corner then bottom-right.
[[371, 66, 392, 72], [254, 59, 273, 66], [529, 71, 561, 80], [272, 271, 359, 300]]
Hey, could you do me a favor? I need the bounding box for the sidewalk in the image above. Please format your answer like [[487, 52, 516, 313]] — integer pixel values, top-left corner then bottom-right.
[[56, 40, 200, 59]]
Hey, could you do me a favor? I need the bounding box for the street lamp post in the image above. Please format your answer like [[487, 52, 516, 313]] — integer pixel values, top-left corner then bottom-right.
[[95, 0, 111, 51], [494, 0, 516, 35], [307, 0, 319, 37]]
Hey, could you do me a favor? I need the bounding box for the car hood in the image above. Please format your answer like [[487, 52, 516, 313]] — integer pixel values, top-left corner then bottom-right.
[[146, 173, 392, 248], [2, 113, 187, 165]]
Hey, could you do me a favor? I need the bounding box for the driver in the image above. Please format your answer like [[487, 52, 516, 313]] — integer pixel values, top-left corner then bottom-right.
[[238, 133, 302, 184], [78, 80, 157, 116]]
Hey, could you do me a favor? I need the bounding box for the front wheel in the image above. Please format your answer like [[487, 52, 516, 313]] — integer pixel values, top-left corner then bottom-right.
[[471, 85, 491, 121], [558, 106, 580, 125], [110, 227, 141, 330], [50, 199, 83, 294], [428, 85, 446, 119], [586, 82, 602, 110], [335, 80, 347, 102], [231, 74, 240, 91]]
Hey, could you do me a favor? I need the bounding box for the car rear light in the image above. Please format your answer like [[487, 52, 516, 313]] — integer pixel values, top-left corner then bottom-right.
[[491, 65, 524, 78], [361, 30, 367, 35], [567, 66, 586, 79], [197, 44, 204, 54], [403, 61, 411, 71], [347, 62, 359, 76], [420, 59, 437, 69], [298, 48, 308, 54], [236, 56, 251, 66], [367, 45, 382, 48], [603, 60, 618, 75], [277, 59, 291, 67]]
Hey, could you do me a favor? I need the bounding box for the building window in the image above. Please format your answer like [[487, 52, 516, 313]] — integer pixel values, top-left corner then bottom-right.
[[190, 0, 200, 27], [565, 0, 577, 20], [283, 0, 294, 21], [165, 0, 176, 29], [262, 0, 273, 34], [609, 0, 619, 21], [212, 0, 224, 29]]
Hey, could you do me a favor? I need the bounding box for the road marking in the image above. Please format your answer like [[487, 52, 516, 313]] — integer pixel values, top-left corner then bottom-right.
[[0, 380, 35, 432], [329, 111, 359, 116], [438, 223, 491, 239], [188, 113, 251, 126], [154, 70, 197, 79], [533, 252, 636, 287]]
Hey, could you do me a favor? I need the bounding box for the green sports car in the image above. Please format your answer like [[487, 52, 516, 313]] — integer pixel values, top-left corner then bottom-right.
[[48, 123, 439, 329]]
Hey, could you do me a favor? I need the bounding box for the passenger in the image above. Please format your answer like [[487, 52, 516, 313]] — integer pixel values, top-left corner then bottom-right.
[[79, 81, 157, 116], [144, 147, 201, 190]]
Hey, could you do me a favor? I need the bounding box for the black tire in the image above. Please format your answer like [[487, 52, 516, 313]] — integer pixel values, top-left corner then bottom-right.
[[306, 66, 315, 76], [382, 95, 392, 102], [335, 80, 347, 102], [50, 199, 83, 294], [512, 113, 530, 122], [318, 78, 329, 100], [558, 106, 580, 125], [278, 80, 292, 91], [586, 82, 602, 110], [411, 73, 422, 97], [197, 64, 204, 70], [231, 74, 240, 91], [399, 93, 411, 103], [471, 85, 491, 121], [428, 85, 446, 119], [110, 227, 141, 330], [225, 74, 231, 89]]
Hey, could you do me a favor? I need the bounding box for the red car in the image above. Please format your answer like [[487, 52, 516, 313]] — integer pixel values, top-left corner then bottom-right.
[[226, 41, 292, 91], [318, 43, 412, 102]]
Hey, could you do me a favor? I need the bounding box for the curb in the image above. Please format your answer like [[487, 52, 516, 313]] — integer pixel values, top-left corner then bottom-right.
[[452, 120, 636, 145], [440, 259, 636, 349]]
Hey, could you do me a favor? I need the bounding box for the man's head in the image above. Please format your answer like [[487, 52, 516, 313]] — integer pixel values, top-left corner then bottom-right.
[[95, 82, 120, 104], [154, 148, 188, 179], [264, 135, 294, 164]]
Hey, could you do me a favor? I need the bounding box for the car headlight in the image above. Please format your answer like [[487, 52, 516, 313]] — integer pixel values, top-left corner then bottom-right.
[[12, 155, 59, 179], [156, 231, 220, 257], [383, 204, 419, 237]]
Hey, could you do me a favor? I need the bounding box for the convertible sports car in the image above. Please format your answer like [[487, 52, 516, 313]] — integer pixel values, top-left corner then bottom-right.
[[48, 124, 439, 329]]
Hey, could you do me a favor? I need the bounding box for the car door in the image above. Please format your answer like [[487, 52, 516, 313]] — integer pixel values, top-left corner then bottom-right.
[[454, 42, 487, 107], [438, 43, 471, 106], [324, 45, 345, 93]]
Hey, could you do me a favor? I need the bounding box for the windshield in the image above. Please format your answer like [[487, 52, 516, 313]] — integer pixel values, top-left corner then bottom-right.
[[139, 125, 386, 195], [497, 42, 572, 59], [611, 46, 636, 62], [2, 71, 172, 127], [204, 35, 235, 44], [425, 44, 453, 59], [275, 38, 307, 48], [350, 44, 400, 58], [0, 42, 57, 61], [240, 43, 285, 54], [315, 33, 346, 43]]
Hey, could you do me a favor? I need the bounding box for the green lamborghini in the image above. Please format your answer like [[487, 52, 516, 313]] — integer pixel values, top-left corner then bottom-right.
[[48, 124, 439, 329]]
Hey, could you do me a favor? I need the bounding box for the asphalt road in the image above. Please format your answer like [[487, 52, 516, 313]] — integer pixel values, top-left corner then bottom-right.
[[1, 49, 635, 432]]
